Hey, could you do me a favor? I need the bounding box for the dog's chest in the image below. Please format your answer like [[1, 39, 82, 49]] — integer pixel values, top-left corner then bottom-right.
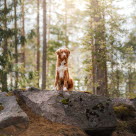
[[57, 60, 67, 78]]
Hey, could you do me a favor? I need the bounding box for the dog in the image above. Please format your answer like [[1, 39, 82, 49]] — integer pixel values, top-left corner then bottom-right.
[[54, 48, 73, 91]]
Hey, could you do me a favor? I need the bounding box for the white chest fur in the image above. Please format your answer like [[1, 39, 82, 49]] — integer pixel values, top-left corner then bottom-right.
[[57, 60, 68, 78]]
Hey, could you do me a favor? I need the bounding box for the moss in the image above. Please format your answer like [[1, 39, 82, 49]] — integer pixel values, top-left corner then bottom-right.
[[61, 99, 69, 105], [0, 103, 4, 111], [6, 91, 14, 96], [21, 88, 27, 91], [114, 104, 136, 120], [83, 91, 93, 94]]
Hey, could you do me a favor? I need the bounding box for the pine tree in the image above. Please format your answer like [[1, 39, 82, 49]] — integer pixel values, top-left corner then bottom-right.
[[36, 0, 40, 87], [89, 0, 108, 96], [21, 0, 26, 68], [1, 0, 8, 92], [0, 0, 20, 91], [42, 0, 47, 89], [14, 0, 19, 89], [83, 0, 126, 96]]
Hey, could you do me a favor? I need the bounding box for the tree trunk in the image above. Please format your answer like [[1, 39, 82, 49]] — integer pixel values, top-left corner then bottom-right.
[[2, 0, 8, 92], [21, 0, 25, 67], [42, 0, 47, 89], [116, 69, 120, 97], [14, 0, 18, 88], [64, 0, 68, 48], [36, 0, 40, 87], [111, 55, 115, 97], [128, 68, 132, 94], [46, 0, 52, 88], [91, 0, 108, 96], [47, 0, 51, 42]]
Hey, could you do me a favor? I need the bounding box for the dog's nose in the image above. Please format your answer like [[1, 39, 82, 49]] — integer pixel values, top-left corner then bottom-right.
[[62, 52, 66, 56]]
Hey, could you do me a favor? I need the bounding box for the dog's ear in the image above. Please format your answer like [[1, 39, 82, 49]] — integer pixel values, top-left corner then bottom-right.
[[68, 50, 70, 55], [56, 49, 60, 55], [67, 49, 70, 56]]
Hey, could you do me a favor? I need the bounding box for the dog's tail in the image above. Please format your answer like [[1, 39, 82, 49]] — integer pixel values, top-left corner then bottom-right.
[[68, 78, 74, 91]]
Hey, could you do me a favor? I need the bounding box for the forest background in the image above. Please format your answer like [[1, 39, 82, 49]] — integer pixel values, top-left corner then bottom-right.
[[0, 0, 136, 98]]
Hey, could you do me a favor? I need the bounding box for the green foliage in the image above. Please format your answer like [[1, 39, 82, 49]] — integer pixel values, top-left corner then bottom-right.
[[17, 65, 39, 88], [0, 0, 135, 94], [114, 104, 136, 120], [27, 29, 36, 39], [0, 0, 23, 92], [126, 92, 136, 99]]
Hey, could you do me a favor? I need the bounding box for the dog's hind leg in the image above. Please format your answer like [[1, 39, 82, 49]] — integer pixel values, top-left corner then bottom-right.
[[68, 78, 74, 91]]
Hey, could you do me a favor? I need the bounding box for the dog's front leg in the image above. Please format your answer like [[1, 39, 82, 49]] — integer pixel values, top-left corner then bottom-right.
[[63, 70, 68, 91], [63, 81, 68, 91], [54, 71, 59, 90]]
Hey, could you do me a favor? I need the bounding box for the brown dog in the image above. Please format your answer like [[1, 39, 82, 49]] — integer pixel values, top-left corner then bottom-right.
[[54, 48, 73, 91]]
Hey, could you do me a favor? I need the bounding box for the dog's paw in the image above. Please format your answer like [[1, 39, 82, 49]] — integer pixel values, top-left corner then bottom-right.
[[54, 86, 57, 91], [63, 87, 68, 91]]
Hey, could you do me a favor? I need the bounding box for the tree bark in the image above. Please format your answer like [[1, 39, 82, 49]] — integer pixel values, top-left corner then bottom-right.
[[128, 68, 132, 94], [36, 0, 40, 87], [46, 0, 52, 88], [47, 0, 51, 42], [64, 0, 68, 48], [21, 0, 25, 67], [14, 0, 18, 88], [2, 0, 8, 92], [91, 0, 108, 96], [42, 0, 47, 89], [116, 69, 120, 97]]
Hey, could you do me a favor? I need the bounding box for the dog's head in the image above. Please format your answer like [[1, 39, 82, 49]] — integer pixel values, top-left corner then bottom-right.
[[56, 48, 70, 60]]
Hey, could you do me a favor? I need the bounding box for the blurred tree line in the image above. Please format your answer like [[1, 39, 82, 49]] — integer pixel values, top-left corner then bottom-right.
[[0, 0, 136, 98]]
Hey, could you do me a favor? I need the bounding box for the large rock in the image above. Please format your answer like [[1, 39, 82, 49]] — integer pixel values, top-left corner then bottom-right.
[[0, 92, 29, 135], [111, 98, 136, 122], [14, 88, 117, 136], [112, 98, 136, 109], [130, 98, 136, 109]]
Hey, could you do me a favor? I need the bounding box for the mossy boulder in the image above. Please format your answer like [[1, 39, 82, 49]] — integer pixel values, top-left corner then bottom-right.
[[114, 104, 136, 120], [14, 89, 117, 136], [112, 98, 136, 110]]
